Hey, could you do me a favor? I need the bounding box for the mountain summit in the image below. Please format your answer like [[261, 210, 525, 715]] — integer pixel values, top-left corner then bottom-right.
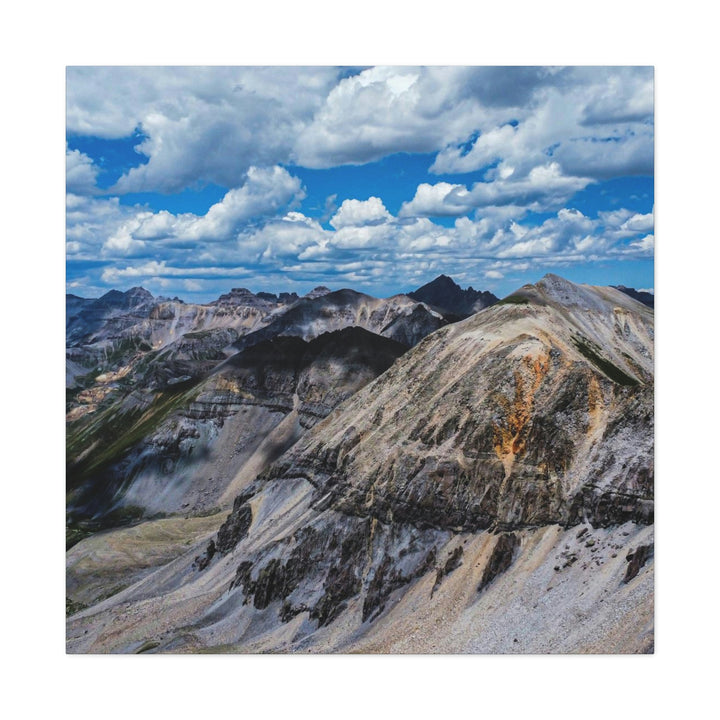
[[408, 274, 498, 317]]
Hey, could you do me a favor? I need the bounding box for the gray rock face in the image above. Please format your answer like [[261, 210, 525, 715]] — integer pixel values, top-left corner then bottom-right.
[[623, 543, 654, 583], [215, 494, 254, 555], [478, 533, 519, 591]]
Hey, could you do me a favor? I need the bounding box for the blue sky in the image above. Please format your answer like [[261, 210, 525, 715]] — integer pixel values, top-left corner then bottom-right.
[[66, 66, 654, 302]]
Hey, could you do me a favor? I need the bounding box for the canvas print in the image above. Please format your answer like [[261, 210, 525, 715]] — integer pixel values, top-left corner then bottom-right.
[[66, 66, 654, 653]]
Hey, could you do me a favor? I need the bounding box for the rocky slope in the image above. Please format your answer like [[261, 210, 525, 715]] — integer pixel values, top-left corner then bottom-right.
[[272, 273, 653, 533], [66, 281, 450, 534], [67, 327, 408, 531], [66, 287, 286, 388], [67, 275, 654, 653]]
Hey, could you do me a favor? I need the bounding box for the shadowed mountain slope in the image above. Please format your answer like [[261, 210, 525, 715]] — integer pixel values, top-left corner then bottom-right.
[[67, 327, 407, 532]]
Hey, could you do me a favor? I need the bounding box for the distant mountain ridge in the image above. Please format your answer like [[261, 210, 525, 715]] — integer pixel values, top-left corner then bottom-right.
[[231, 288, 447, 352], [613, 285, 654, 308], [212, 287, 300, 307], [68, 277, 649, 313], [408, 274, 499, 317]]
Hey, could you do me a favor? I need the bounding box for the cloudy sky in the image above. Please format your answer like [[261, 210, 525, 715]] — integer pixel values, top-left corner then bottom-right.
[[66, 66, 653, 301]]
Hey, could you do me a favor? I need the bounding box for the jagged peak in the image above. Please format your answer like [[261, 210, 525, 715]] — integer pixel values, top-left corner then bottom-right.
[[226, 287, 255, 296], [94, 286, 154, 308], [303, 286, 332, 300], [409, 275, 498, 318], [125, 286, 154, 298], [416, 274, 460, 291]]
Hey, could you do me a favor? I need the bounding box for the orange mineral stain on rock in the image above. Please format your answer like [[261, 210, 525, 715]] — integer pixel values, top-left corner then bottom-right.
[[492, 352, 550, 477]]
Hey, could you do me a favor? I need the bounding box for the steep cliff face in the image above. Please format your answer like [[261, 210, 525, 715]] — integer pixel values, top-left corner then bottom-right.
[[67, 276, 654, 653]]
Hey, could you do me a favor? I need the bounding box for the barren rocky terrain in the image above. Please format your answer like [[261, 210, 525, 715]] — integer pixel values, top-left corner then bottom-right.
[[66, 275, 653, 653]]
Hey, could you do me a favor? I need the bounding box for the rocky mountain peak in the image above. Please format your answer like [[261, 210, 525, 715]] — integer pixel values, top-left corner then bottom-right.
[[93, 286, 154, 311], [304, 286, 332, 300], [126, 286, 154, 299], [514, 275, 655, 317], [213, 287, 302, 307], [213, 287, 270, 307], [431, 274, 457, 288], [533, 274, 607, 310], [408, 275, 498, 318]]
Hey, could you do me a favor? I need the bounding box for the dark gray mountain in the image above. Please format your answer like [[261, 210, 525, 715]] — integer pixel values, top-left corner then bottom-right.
[[408, 274, 498, 318], [613, 285, 654, 308]]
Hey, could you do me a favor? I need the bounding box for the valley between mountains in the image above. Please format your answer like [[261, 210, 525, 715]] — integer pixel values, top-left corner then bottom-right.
[[66, 274, 654, 653]]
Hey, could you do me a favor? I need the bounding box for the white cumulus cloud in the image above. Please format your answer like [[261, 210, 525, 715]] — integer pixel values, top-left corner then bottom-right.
[[66, 147, 99, 194], [330, 197, 392, 229], [106, 166, 303, 251], [68, 67, 343, 193], [399, 183, 473, 217], [68, 66, 653, 198]]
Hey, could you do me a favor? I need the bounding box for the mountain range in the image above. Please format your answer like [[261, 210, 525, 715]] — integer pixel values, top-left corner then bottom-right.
[[66, 274, 654, 653]]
